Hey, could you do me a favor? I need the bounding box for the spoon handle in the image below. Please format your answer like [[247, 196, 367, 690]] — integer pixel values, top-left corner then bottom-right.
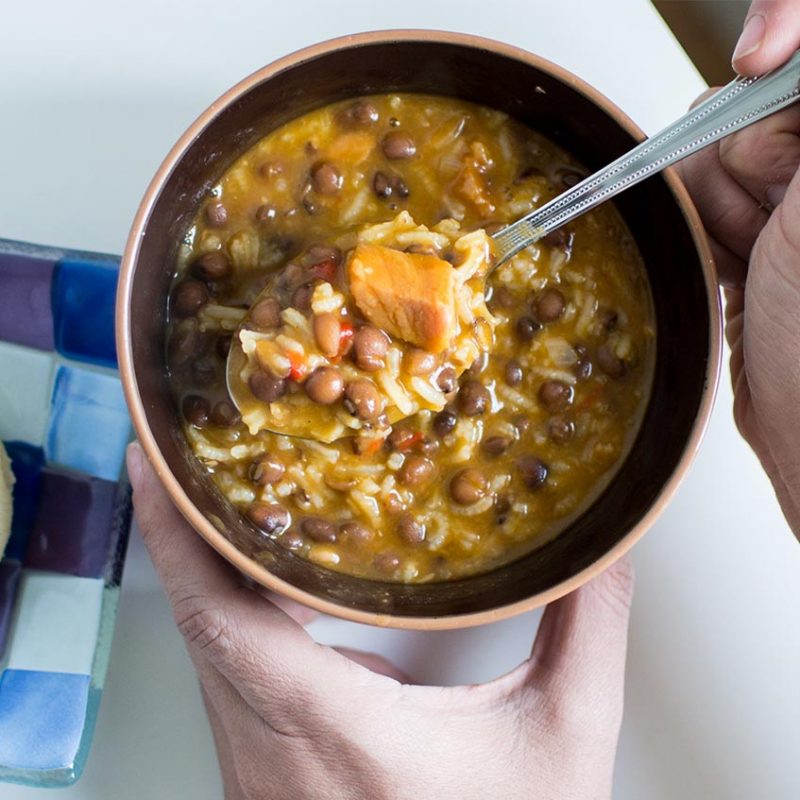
[[492, 50, 800, 264]]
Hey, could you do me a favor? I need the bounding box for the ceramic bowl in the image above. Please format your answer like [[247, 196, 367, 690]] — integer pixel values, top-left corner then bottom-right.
[[117, 31, 721, 629]]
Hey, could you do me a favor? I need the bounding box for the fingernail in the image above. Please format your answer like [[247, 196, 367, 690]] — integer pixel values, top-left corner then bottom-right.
[[733, 14, 766, 65], [766, 184, 787, 209], [126, 441, 144, 490]]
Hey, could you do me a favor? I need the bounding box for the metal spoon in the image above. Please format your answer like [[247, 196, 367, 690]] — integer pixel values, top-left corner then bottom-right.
[[228, 50, 800, 439]]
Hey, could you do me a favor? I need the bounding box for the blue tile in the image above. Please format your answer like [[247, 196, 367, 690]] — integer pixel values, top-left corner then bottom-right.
[[45, 365, 130, 481], [2, 442, 45, 562], [0, 254, 55, 351], [0, 561, 22, 659], [0, 669, 90, 771], [52, 259, 119, 368], [26, 468, 117, 578]]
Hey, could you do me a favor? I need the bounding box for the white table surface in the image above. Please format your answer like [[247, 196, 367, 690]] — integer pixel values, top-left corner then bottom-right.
[[3, 1, 799, 797]]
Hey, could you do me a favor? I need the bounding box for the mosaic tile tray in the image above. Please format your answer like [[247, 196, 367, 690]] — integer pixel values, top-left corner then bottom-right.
[[0, 238, 132, 787]]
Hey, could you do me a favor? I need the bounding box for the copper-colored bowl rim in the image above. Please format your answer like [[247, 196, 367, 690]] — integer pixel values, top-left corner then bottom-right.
[[116, 29, 722, 629]]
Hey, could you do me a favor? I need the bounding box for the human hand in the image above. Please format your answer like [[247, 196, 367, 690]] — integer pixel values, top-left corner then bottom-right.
[[677, 0, 800, 540], [127, 442, 633, 800]]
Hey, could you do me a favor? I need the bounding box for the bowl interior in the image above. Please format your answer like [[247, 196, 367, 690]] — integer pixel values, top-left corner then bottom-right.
[[125, 37, 714, 621]]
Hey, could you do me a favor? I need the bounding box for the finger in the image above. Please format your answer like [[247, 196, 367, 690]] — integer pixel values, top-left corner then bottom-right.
[[733, 0, 800, 76], [127, 442, 388, 728], [719, 106, 800, 210], [333, 647, 411, 683], [250, 583, 319, 626], [522, 557, 634, 737], [675, 143, 769, 266]]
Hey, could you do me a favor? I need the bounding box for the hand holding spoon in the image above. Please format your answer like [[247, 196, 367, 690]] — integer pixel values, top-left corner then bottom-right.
[[228, 50, 800, 442]]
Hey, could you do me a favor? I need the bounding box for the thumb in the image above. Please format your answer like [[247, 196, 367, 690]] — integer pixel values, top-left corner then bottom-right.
[[523, 557, 634, 739], [733, 0, 800, 75]]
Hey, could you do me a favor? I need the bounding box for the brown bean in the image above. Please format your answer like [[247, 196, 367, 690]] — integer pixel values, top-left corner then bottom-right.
[[597, 344, 627, 379], [205, 201, 228, 228], [344, 379, 382, 421], [535, 288, 565, 323], [374, 552, 401, 573], [573, 344, 592, 380], [248, 369, 287, 403], [391, 176, 410, 198], [251, 296, 282, 329], [405, 243, 437, 256], [399, 455, 435, 487], [258, 161, 284, 180], [338, 99, 379, 127], [458, 380, 489, 416], [468, 351, 489, 376], [247, 502, 290, 534], [313, 312, 342, 358], [504, 359, 523, 386], [404, 348, 437, 376], [515, 316, 541, 342], [542, 228, 569, 248], [353, 326, 389, 371], [172, 280, 208, 318], [382, 132, 416, 159], [249, 453, 285, 486], [516, 455, 549, 491], [373, 171, 393, 198], [397, 512, 426, 544], [513, 415, 531, 435], [340, 521, 374, 542], [192, 251, 232, 282], [210, 400, 239, 427], [301, 516, 338, 543], [255, 204, 277, 224], [490, 286, 515, 310], [420, 437, 440, 456], [387, 426, 417, 451], [436, 367, 458, 394], [182, 395, 209, 427], [450, 468, 488, 505], [433, 409, 457, 437], [168, 326, 207, 368], [305, 367, 344, 404], [310, 161, 342, 195], [548, 416, 574, 444], [537, 380, 573, 413], [292, 284, 314, 311], [307, 243, 343, 266], [482, 436, 511, 457]]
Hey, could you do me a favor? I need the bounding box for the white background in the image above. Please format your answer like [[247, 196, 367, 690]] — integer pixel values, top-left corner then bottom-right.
[[2, 1, 799, 797]]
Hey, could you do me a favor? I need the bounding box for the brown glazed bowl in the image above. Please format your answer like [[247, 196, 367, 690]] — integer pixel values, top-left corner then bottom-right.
[[117, 30, 721, 629]]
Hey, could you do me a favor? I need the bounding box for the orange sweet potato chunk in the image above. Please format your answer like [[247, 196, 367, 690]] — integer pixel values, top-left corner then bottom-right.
[[347, 244, 457, 353]]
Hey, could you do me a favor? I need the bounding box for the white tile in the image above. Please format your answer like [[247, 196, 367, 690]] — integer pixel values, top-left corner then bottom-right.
[[0, 341, 53, 446], [6, 571, 103, 675]]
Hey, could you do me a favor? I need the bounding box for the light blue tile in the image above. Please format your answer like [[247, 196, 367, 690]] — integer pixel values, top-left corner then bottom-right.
[[45, 365, 129, 481], [0, 669, 89, 771], [0, 342, 53, 446], [6, 572, 103, 675]]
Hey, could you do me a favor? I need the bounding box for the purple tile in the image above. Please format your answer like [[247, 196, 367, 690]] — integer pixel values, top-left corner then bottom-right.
[[26, 468, 117, 578], [3, 441, 45, 561], [0, 669, 90, 771], [0, 254, 55, 351], [0, 561, 22, 658]]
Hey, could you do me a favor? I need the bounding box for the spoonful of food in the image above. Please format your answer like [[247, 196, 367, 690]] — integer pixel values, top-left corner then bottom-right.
[[227, 50, 800, 444]]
